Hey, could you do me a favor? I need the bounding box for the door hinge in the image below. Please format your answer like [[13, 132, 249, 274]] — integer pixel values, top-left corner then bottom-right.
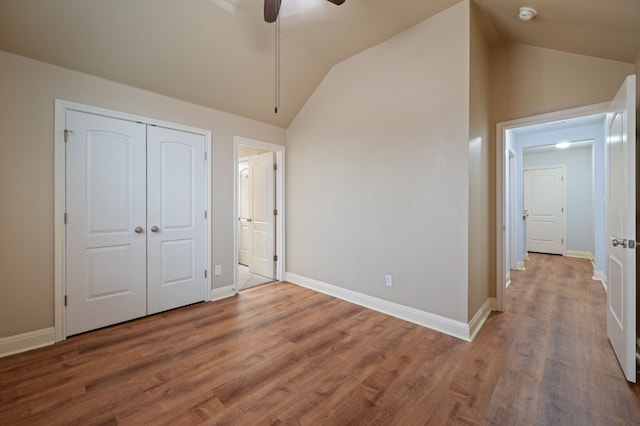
[[64, 212, 68, 224], [274, 209, 278, 216], [273, 163, 278, 171], [64, 295, 67, 306], [205, 270, 208, 278], [64, 129, 74, 143], [204, 210, 207, 219], [273, 255, 278, 262], [204, 151, 207, 161]]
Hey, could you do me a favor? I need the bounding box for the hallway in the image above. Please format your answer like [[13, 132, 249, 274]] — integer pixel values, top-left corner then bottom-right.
[[484, 253, 640, 423]]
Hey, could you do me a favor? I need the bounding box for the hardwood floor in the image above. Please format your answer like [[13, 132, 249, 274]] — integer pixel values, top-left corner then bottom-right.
[[1, 253, 640, 424]]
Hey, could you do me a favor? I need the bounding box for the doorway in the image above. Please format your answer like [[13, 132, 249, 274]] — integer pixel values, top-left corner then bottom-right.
[[234, 137, 285, 293], [496, 103, 610, 311]]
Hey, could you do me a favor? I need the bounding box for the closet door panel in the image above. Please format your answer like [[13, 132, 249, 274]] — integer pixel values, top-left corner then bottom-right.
[[147, 127, 207, 314], [66, 111, 147, 335]]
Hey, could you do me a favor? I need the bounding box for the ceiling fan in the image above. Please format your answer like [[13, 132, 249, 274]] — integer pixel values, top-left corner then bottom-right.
[[264, 0, 345, 23]]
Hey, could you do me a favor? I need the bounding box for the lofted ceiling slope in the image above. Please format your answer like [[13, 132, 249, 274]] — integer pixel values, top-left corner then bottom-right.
[[0, 0, 638, 127]]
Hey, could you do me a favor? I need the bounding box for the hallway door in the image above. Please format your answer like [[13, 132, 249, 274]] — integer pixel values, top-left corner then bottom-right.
[[524, 166, 565, 255], [606, 75, 636, 383]]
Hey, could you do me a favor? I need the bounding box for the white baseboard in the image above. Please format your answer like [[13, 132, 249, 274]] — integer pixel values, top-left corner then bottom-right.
[[468, 298, 496, 341], [211, 285, 236, 302], [0, 327, 55, 358], [516, 261, 525, 271], [592, 271, 607, 292], [566, 250, 594, 260], [285, 272, 487, 342], [506, 279, 512, 288]]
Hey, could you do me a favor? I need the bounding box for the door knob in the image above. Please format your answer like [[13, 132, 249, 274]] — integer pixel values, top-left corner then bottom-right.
[[612, 238, 627, 248], [134, 226, 144, 234], [151, 226, 160, 233]]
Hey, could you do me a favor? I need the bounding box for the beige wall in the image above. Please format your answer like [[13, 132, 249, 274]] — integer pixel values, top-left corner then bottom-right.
[[287, 2, 471, 322], [491, 43, 635, 125], [0, 50, 286, 337], [468, 5, 492, 320]]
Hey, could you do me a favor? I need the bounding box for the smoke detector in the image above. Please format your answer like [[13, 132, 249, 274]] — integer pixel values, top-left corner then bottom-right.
[[518, 6, 537, 21]]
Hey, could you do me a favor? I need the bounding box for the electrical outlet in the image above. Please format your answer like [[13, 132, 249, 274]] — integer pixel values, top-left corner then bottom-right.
[[214, 265, 222, 276], [385, 275, 393, 287]]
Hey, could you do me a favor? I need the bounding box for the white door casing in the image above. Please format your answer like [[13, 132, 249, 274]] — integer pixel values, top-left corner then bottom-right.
[[65, 111, 147, 335], [238, 161, 252, 266], [524, 166, 565, 255], [146, 126, 207, 315], [249, 152, 275, 278], [606, 75, 636, 383]]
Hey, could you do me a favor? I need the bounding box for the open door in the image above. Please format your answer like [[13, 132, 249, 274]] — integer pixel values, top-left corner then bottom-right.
[[606, 74, 636, 383], [248, 152, 275, 278]]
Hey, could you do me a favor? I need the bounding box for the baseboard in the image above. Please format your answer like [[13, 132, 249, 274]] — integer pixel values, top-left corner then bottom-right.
[[285, 272, 479, 342], [211, 285, 236, 302], [566, 250, 594, 260], [506, 279, 512, 288], [592, 271, 607, 292], [516, 261, 525, 271], [468, 298, 496, 341], [0, 327, 55, 358]]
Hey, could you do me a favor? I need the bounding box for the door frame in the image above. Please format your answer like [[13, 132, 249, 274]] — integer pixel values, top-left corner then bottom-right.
[[495, 102, 609, 311], [54, 99, 212, 342], [233, 137, 285, 292]]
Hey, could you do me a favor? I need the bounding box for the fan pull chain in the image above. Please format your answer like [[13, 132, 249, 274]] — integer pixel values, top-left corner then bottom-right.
[[274, 16, 280, 114]]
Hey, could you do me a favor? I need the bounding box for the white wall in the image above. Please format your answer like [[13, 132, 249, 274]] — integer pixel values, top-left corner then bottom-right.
[[286, 2, 471, 323], [0, 50, 286, 337]]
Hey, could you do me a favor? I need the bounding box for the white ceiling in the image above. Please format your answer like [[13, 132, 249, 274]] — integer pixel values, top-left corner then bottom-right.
[[0, 0, 638, 127]]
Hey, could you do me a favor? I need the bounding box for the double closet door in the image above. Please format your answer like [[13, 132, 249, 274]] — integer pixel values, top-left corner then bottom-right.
[[65, 110, 207, 336]]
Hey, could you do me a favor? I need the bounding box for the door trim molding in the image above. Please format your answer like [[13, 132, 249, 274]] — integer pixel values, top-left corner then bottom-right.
[[495, 102, 609, 312], [54, 99, 213, 342], [233, 137, 285, 292]]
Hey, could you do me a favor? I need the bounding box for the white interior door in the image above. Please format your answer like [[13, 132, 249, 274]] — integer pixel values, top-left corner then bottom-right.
[[238, 161, 252, 266], [66, 111, 147, 335], [249, 152, 275, 278], [146, 126, 207, 314], [524, 166, 565, 255], [606, 75, 636, 383]]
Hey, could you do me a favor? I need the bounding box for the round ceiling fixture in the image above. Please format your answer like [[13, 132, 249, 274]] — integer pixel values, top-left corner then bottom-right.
[[518, 6, 537, 21]]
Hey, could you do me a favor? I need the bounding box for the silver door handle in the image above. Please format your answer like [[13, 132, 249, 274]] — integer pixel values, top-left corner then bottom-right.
[[151, 226, 160, 233], [134, 226, 144, 234], [612, 238, 627, 248]]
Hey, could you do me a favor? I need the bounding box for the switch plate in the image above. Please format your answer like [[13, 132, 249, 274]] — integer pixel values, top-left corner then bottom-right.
[[385, 275, 393, 287], [214, 265, 222, 276]]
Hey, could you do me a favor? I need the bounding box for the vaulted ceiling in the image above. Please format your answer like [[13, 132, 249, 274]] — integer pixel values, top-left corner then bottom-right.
[[0, 0, 638, 127]]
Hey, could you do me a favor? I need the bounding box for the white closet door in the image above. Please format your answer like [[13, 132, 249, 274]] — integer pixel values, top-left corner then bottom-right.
[[146, 126, 207, 314], [66, 111, 147, 336]]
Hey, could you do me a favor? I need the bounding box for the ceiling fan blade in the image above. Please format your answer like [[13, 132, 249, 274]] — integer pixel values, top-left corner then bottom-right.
[[264, 0, 282, 23], [326, 0, 345, 4]]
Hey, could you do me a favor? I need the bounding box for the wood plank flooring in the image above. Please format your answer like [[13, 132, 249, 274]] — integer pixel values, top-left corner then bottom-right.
[[1, 253, 640, 424]]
